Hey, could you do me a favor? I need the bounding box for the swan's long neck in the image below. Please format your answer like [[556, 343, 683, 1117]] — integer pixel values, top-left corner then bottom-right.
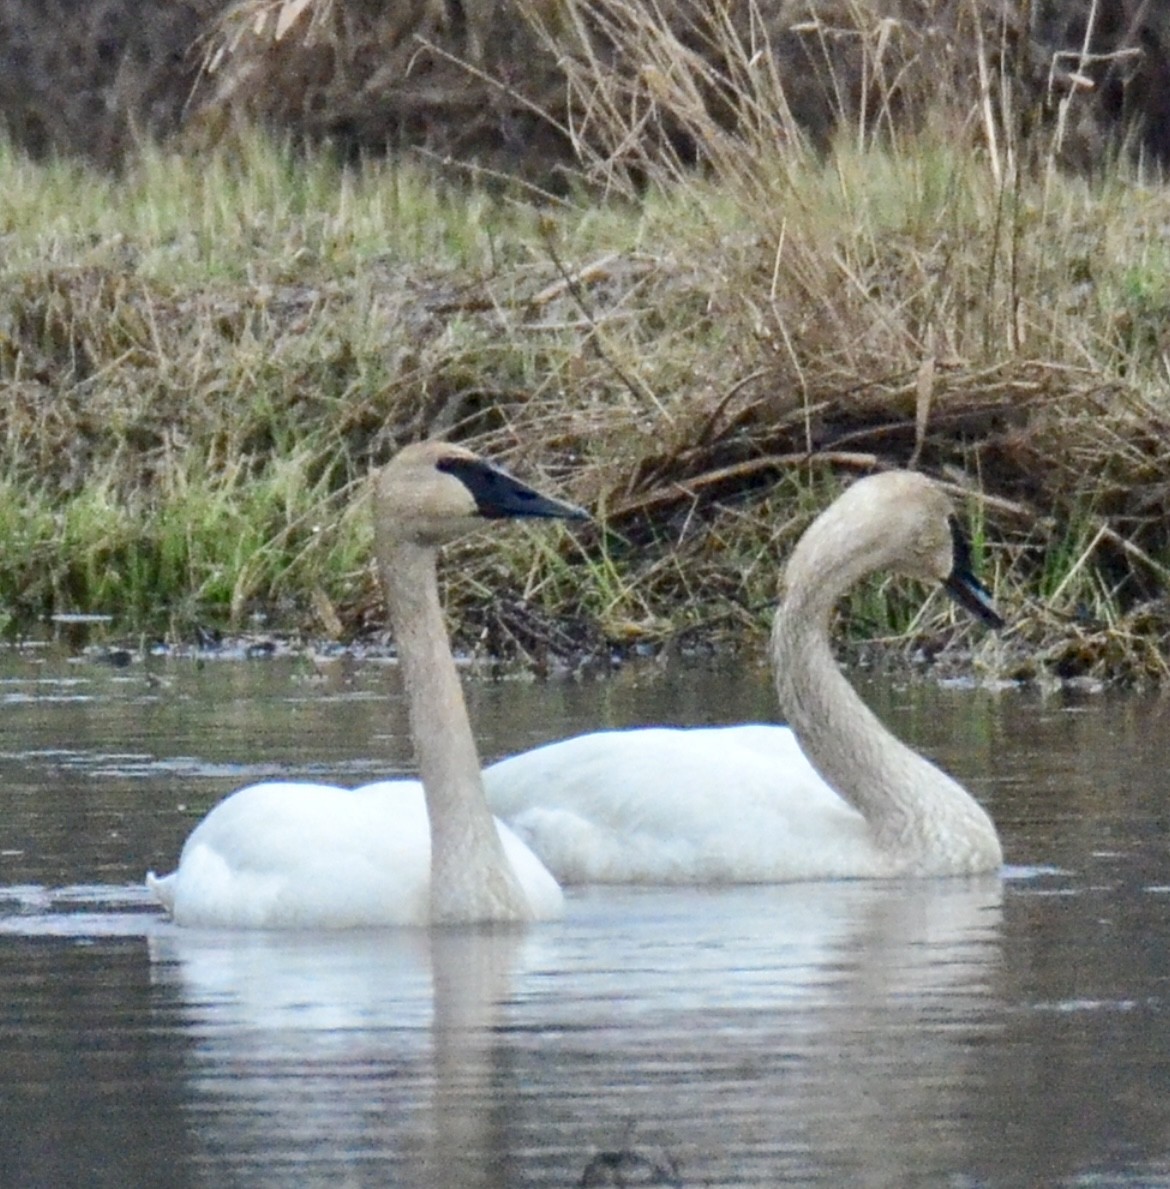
[[380, 540, 533, 923], [772, 525, 1002, 874]]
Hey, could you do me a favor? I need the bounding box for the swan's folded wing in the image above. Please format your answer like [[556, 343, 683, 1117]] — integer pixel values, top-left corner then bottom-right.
[[153, 781, 433, 928], [484, 726, 877, 884]]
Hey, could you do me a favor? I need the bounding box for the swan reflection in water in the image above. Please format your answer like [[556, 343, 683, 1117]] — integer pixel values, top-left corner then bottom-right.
[[148, 877, 1003, 1186]]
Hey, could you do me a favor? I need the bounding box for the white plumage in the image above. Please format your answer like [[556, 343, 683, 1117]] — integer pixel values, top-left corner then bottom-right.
[[147, 780, 562, 928], [485, 726, 873, 883]]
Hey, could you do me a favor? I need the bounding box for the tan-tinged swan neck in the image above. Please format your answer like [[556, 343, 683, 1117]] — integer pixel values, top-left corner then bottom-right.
[[378, 535, 535, 924], [370, 441, 577, 921], [771, 471, 1003, 875]]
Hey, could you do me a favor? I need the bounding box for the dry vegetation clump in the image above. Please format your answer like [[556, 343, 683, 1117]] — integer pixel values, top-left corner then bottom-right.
[[189, 0, 1167, 180], [0, 0, 1167, 176], [1, 130, 1169, 684], [191, 0, 575, 182]]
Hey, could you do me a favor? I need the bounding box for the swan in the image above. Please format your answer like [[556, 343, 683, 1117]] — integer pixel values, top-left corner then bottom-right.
[[483, 470, 1005, 883], [146, 441, 585, 927]]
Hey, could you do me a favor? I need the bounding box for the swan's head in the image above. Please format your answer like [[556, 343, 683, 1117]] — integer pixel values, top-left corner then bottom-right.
[[784, 471, 1003, 627], [373, 441, 588, 547]]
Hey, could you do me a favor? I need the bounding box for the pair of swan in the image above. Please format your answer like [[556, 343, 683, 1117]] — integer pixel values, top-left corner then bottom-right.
[[147, 444, 1003, 928]]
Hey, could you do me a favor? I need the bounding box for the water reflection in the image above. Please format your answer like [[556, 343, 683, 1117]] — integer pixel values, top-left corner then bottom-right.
[[145, 878, 1001, 1186], [3, 654, 1170, 1183]]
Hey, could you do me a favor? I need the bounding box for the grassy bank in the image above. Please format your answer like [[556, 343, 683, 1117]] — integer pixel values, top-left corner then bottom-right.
[[1, 114, 1169, 681]]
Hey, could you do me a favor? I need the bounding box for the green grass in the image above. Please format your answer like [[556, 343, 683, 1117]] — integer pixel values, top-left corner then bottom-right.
[[0, 133, 540, 281], [0, 118, 1169, 680]]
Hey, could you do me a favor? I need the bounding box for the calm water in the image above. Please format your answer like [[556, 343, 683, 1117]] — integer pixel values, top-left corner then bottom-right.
[[2, 650, 1170, 1187]]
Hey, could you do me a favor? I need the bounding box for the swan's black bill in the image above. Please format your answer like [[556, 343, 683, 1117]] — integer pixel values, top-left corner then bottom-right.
[[439, 456, 589, 522], [944, 516, 1004, 629]]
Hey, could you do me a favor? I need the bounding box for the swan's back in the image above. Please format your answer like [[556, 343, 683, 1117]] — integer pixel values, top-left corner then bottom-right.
[[485, 725, 883, 883]]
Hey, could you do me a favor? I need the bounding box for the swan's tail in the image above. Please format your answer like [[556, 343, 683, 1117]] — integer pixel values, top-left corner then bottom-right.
[[145, 870, 176, 914]]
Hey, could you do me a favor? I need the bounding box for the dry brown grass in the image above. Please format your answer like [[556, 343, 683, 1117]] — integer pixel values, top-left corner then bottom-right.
[[188, 0, 1164, 182]]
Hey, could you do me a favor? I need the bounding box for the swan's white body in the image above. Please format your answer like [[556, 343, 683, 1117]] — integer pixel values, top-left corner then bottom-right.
[[486, 471, 1004, 884], [484, 725, 879, 883], [147, 780, 563, 928], [147, 442, 583, 928]]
